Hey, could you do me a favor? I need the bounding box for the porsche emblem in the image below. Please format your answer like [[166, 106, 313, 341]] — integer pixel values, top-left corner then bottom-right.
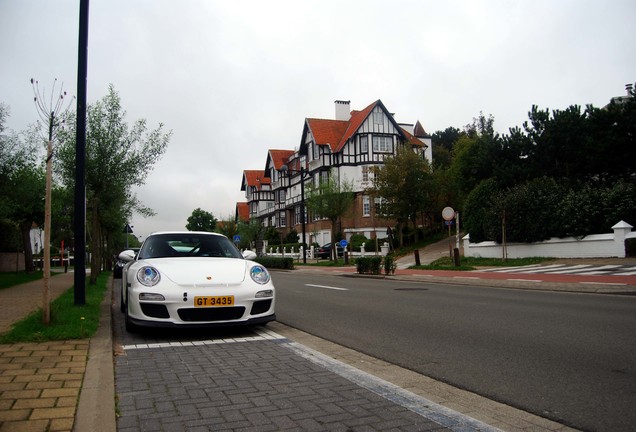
[[206, 276, 212, 280]]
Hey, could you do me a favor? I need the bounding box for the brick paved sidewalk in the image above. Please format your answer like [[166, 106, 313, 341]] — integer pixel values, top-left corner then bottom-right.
[[0, 271, 89, 432], [0, 340, 88, 432]]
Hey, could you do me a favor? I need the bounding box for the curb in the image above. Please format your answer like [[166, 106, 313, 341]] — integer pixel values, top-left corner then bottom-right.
[[74, 279, 116, 432]]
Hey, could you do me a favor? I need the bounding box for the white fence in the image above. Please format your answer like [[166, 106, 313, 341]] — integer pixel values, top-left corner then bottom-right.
[[463, 220, 635, 259], [262, 243, 389, 260]]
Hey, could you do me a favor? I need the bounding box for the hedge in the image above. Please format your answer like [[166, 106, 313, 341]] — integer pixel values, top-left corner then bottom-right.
[[254, 256, 294, 270]]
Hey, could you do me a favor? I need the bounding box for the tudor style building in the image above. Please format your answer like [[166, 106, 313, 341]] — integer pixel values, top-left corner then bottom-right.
[[237, 99, 432, 247]]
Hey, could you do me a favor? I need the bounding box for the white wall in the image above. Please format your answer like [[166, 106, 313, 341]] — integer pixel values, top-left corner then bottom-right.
[[464, 221, 634, 259]]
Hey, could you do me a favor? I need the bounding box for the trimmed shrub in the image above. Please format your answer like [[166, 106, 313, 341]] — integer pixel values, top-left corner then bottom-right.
[[356, 256, 382, 275], [383, 254, 396, 275], [254, 256, 294, 270]]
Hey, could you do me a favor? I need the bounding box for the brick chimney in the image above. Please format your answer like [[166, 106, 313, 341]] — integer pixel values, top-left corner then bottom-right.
[[334, 100, 350, 121]]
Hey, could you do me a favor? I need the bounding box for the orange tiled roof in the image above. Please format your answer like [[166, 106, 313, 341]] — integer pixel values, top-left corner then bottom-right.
[[401, 128, 425, 148], [235, 202, 249, 222], [242, 170, 270, 190], [268, 149, 295, 170], [305, 100, 403, 153], [305, 118, 349, 152]]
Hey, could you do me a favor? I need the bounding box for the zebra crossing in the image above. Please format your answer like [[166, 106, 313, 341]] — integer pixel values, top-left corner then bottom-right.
[[477, 263, 636, 276]]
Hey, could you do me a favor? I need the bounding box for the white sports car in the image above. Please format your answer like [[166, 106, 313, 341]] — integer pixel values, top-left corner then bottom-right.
[[118, 231, 275, 332]]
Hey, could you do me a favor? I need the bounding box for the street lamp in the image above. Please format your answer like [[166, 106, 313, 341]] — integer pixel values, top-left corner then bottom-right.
[[280, 164, 309, 263]]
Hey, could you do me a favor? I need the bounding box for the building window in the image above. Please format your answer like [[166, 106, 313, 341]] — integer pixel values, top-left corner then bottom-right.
[[279, 211, 286, 227], [374, 197, 387, 216], [318, 171, 329, 185], [372, 135, 393, 153], [360, 135, 368, 153], [312, 142, 319, 159], [294, 206, 308, 225], [363, 196, 370, 216], [362, 166, 369, 182]]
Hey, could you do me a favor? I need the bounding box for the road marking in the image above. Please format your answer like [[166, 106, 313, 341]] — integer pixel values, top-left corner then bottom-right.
[[305, 283, 349, 291], [542, 265, 592, 274], [121, 328, 285, 351], [507, 279, 542, 282]]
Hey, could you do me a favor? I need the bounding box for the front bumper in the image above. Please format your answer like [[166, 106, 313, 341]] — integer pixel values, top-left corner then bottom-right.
[[128, 312, 276, 329]]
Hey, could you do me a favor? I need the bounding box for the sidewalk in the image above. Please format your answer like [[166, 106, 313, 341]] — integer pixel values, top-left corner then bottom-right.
[[0, 271, 91, 432]]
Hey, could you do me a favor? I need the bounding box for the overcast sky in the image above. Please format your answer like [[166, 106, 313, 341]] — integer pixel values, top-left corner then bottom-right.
[[1, 0, 635, 241]]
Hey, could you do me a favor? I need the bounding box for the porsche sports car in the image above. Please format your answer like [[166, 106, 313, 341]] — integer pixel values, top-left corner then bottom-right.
[[118, 231, 275, 332]]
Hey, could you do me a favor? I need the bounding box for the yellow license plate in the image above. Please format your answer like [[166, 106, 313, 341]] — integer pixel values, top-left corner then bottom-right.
[[194, 296, 234, 307]]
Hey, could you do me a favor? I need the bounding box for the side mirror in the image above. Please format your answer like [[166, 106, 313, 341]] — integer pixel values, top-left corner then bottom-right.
[[242, 250, 257, 261], [118, 249, 136, 262]]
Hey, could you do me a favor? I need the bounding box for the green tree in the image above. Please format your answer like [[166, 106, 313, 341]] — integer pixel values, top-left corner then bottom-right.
[[186, 208, 217, 232], [370, 146, 432, 246], [56, 85, 171, 283], [237, 217, 263, 251], [431, 127, 463, 170], [215, 215, 238, 240], [0, 104, 45, 271], [305, 174, 354, 260]]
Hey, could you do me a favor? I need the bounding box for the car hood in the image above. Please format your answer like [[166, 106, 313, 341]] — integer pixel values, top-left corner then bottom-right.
[[138, 257, 249, 285]]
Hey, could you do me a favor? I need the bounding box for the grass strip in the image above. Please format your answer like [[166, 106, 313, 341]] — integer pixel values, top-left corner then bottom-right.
[[412, 256, 553, 270], [0, 272, 109, 343], [0, 271, 44, 290]]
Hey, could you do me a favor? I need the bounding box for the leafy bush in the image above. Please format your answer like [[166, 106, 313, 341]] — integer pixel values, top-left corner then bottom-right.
[[264, 227, 282, 245], [356, 256, 382, 275], [626, 238, 636, 257], [349, 234, 368, 252], [383, 254, 396, 275], [464, 178, 636, 243], [254, 256, 294, 270], [284, 229, 299, 244]]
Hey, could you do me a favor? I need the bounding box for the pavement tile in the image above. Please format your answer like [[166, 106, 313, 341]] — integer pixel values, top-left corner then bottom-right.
[[0, 419, 49, 432], [0, 408, 30, 421], [0, 389, 41, 400], [40, 388, 78, 398], [29, 406, 75, 420], [49, 416, 74, 431], [12, 397, 56, 409]]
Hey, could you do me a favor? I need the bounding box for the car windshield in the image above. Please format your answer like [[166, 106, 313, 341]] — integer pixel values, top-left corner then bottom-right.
[[138, 234, 243, 259]]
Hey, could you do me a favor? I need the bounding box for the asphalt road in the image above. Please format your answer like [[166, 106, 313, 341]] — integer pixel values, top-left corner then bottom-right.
[[271, 271, 636, 432]]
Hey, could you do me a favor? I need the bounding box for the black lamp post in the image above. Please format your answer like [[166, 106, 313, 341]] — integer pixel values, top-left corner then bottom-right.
[[280, 164, 309, 263]]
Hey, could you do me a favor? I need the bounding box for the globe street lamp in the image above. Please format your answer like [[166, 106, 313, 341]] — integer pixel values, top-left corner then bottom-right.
[[280, 164, 309, 263]]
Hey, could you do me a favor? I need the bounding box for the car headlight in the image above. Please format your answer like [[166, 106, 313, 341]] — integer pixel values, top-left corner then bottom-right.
[[137, 266, 161, 287], [250, 265, 270, 285]]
